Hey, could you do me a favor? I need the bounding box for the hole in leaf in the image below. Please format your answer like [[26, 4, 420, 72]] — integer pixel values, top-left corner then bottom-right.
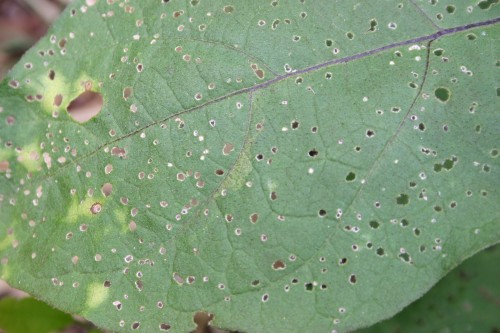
[[160, 323, 171, 331], [346, 172, 356, 181], [223, 5, 234, 13], [478, 0, 497, 9], [435, 87, 451, 102], [308, 149, 318, 157], [67, 91, 103, 123], [111, 147, 127, 158], [193, 312, 213, 333], [123, 87, 133, 100], [399, 253, 411, 262], [368, 18, 377, 31], [0, 161, 9, 172], [173, 272, 183, 285], [53, 94, 63, 107], [433, 48, 444, 56], [272, 260, 286, 270], [250, 213, 259, 224], [101, 183, 112, 197], [90, 202, 102, 214], [396, 193, 409, 205], [467, 33, 477, 40], [304, 282, 314, 291], [369, 220, 379, 229], [443, 158, 456, 170]]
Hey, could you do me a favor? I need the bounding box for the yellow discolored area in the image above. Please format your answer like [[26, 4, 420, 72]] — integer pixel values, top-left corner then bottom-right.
[[0, 233, 14, 252], [113, 209, 129, 233], [37, 71, 98, 114], [219, 121, 264, 192], [39, 71, 69, 113], [16, 142, 42, 173], [85, 282, 109, 309], [66, 196, 105, 223], [266, 178, 278, 193], [222, 147, 252, 192], [0, 148, 12, 161], [0, 149, 13, 172]]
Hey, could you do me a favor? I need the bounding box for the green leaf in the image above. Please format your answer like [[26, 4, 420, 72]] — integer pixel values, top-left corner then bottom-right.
[[0, 297, 74, 333], [0, 1, 498, 332], [356, 245, 500, 333]]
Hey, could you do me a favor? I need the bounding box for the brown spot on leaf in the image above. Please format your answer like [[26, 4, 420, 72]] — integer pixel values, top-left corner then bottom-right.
[[111, 147, 127, 158], [272, 260, 286, 270], [90, 202, 102, 214], [0, 161, 9, 172], [53, 94, 63, 107], [223, 143, 234, 155]]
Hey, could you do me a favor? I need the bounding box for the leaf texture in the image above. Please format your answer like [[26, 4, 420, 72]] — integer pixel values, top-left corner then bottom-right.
[[0, 1, 499, 332]]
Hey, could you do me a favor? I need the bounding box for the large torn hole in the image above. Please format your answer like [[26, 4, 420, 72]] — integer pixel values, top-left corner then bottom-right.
[[192, 312, 214, 333], [67, 91, 103, 123]]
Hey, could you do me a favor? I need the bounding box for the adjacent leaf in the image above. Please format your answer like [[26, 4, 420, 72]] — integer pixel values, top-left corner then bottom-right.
[[0, 297, 73, 333], [0, 1, 498, 332], [356, 245, 500, 333]]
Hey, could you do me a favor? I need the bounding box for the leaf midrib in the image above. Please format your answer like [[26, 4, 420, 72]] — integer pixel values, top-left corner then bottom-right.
[[32, 16, 499, 188]]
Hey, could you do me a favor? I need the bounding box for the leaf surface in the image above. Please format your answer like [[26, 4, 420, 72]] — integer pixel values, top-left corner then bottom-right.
[[356, 245, 500, 333], [0, 1, 499, 332]]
